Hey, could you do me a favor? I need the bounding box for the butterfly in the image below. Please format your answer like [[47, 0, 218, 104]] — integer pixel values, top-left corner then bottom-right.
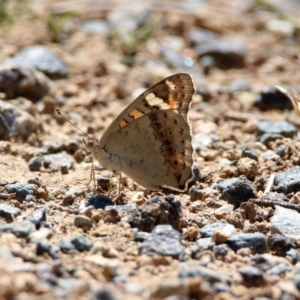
[[83, 73, 195, 192]]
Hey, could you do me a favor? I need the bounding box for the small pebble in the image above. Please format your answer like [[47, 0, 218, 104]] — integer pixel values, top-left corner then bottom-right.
[[140, 225, 185, 258], [87, 194, 114, 209], [71, 235, 92, 252], [5, 182, 38, 202], [7, 45, 68, 79], [271, 206, 300, 239], [60, 238, 77, 253], [61, 164, 69, 174], [74, 215, 92, 228], [26, 207, 47, 228], [218, 176, 255, 205], [200, 222, 228, 238], [12, 220, 36, 238], [0, 204, 21, 222], [226, 233, 267, 254], [257, 120, 296, 138], [239, 266, 263, 282], [28, 156, 42, 171], [274, 166, 300, 194], [36, 239, 59, 259], [241, 147, 258, 161]]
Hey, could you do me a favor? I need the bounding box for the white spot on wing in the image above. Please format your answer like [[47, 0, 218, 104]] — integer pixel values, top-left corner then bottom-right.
[[145, 93, 169, 109]]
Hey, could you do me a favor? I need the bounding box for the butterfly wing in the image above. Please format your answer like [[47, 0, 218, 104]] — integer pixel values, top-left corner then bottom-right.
[[97, 73, 195, 191], [276, 85, 300, 116]]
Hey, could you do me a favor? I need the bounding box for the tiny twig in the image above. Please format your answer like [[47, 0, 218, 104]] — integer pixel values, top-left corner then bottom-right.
[[250, 198, 300, 213], [264, 173, 275, 194]]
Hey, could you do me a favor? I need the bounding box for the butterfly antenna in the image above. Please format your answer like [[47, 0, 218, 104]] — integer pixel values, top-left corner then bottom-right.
[[56, 109, 90, 139]]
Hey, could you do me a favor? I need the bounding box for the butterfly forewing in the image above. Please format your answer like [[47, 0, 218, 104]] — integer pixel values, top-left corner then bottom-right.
[[95, 73, 195, 191]]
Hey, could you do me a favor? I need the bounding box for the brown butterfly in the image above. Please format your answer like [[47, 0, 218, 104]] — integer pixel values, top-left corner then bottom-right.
[[83, 73, 196, 192]]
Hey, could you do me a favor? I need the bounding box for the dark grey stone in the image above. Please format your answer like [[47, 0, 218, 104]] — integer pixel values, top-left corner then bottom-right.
[[251, 254, 277, 272], [36, 239, 59, 259], [260, 133, 285, 145], [218, 176, 255, 205], [26, 207, 47, 228], [60, 238, 76, 253], [239, 266, 263, 280], [139, 225, 185, 258], [88, 194, 114, 209], [28, 156, 42, 171], [47, 143, 62, 154], [0, 204, 21, 221], [71, 235, 92, 252], [274, 166, 300, 194], [267, 234, 295, 255], [241, 147, 258, 161], [276, 144, 288, 156], [192, 165, 201, 181], [129, 195, 182, 232], [5, 182, 38, 202], [226, 233, 267, 253]]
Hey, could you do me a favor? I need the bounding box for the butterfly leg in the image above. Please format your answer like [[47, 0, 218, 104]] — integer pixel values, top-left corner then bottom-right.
[[87, 163, 105, 195], [118, 173, 122, 195]]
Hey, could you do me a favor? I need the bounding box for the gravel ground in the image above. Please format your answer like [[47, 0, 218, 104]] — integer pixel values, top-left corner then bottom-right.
[[1, 0, 300, 299]]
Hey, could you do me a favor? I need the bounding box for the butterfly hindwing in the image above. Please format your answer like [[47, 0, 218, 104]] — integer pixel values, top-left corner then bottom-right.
[[95, 73, 195, 191]]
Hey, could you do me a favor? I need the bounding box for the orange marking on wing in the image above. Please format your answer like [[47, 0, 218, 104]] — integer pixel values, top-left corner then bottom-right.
[[119, 120, 127, 128], [168, 93, 179, 109], [168, 155, 185, 165], [129, 109, 144, 119]]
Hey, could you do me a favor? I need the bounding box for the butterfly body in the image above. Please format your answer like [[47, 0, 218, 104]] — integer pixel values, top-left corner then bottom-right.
[[90, 73, 195, 192]]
